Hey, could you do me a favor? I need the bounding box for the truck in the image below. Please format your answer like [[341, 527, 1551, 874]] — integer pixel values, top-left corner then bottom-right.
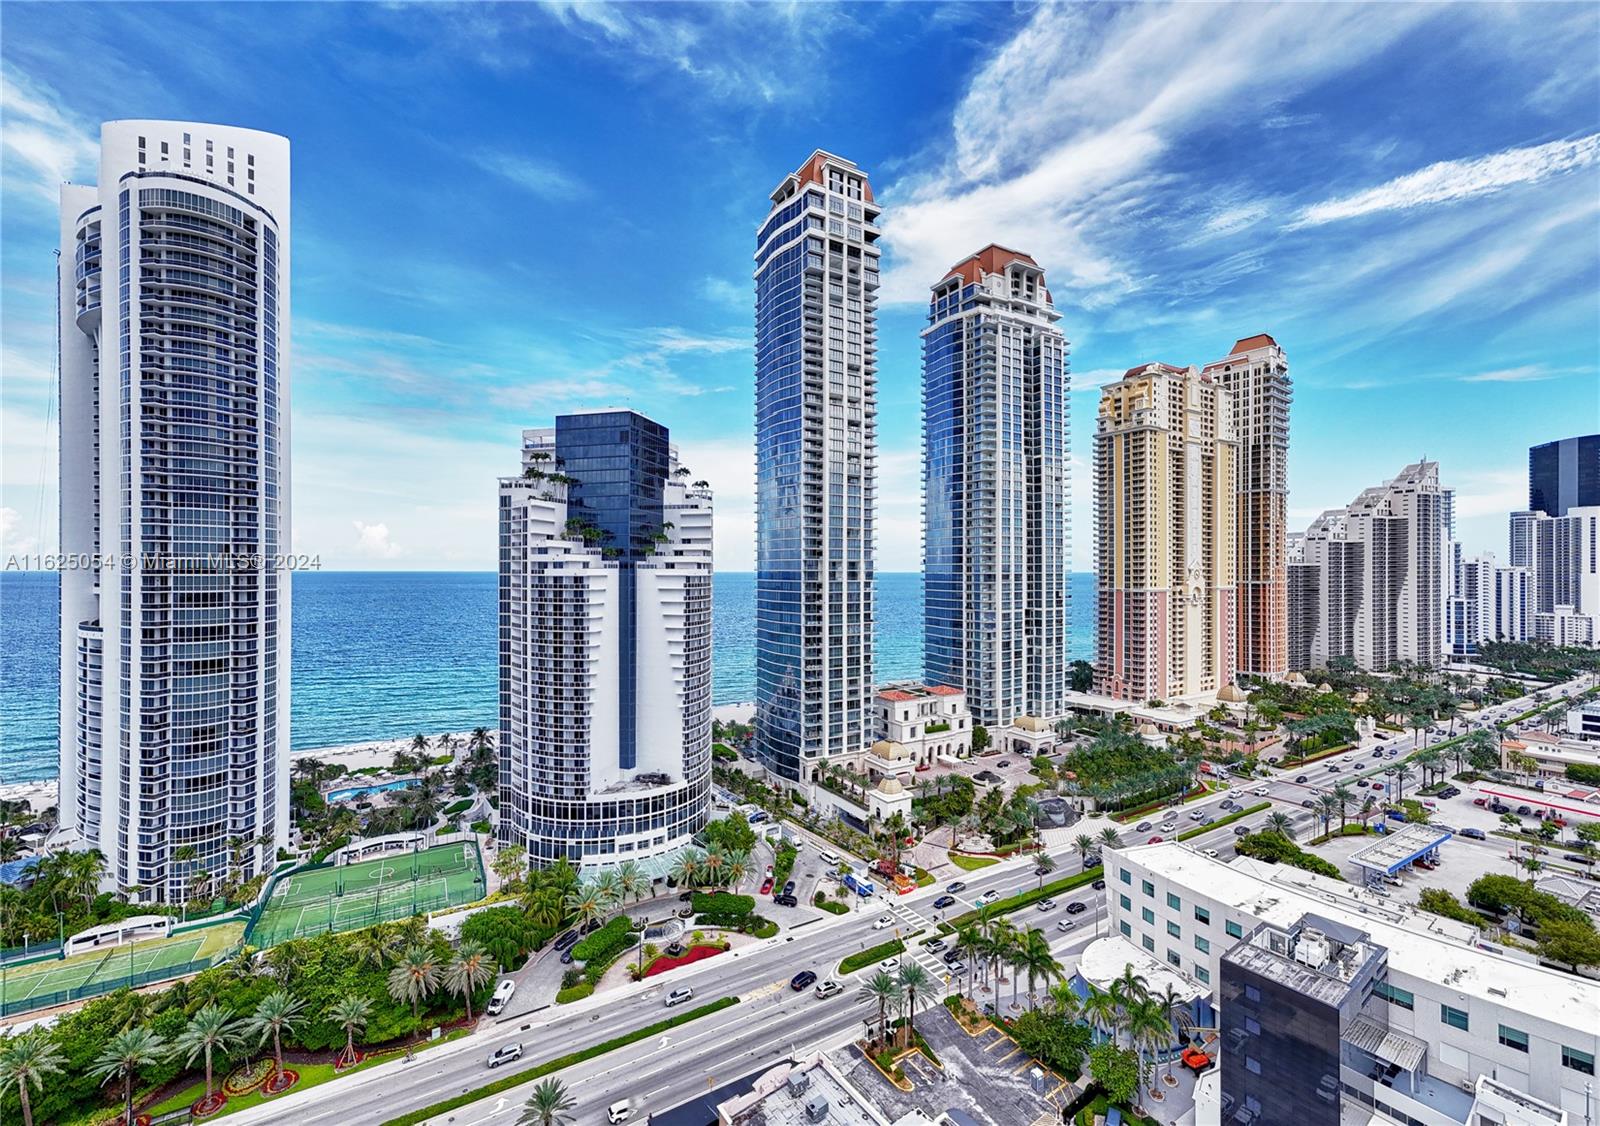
[[843, 868, 876, 897]]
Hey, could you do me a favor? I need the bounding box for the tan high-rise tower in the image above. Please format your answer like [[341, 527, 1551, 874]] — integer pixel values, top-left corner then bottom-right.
[[1094, 364, 1237, 702], [1203, 335, 1290, 681]]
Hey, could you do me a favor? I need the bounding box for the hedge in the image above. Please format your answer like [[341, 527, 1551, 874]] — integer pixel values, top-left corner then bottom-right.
[[555, 982, 594, 1004], [380, 997, 741, 1126], [838, 937, 912, 976], [692, 891, 755, 916], [1174, 802, 1269, 841], [944, 867, 1102, 931], [571, 915, 637, 963], [816, 898, 849, 916]]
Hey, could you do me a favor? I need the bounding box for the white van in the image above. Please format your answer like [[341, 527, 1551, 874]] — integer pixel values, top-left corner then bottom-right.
[[607, 1099, 634, 1123], [485, 978, 516, 1016], [820, 850, 842, 866]]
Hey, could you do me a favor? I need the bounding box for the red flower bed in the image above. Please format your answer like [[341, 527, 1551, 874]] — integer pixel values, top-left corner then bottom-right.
[[261, 1068, 300, 1096], [644, 944, 725, 977], [334, 1048, 364, 1073], [191, 1092, 228, 1119]]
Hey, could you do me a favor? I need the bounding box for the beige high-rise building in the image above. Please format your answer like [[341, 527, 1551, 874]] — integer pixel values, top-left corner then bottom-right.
[[1202, 335, 1291, 680], [1094, 363, 1237, 702]]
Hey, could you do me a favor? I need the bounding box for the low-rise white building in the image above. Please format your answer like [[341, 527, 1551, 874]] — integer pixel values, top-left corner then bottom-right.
[[867, 683, 972, 775], [1502, 732, 1600, 779], [1535, 604, 1597, 647], [1098, 842, 1599, 1124], [1566, 700, 1600, 741]]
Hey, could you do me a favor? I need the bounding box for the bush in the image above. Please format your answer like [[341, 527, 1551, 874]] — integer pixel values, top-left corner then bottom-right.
[[555, 982, 594, 1004], [1234, 832, 1344, 880], [1012, 1009, 1091, 1079], [838, 938, 907, 976], [570, 915, 637, 963], [460, 905, 546, 970], [817, 899, 849, 916], [692, 891, 755, 917], [1566, 763, 1600, 787], [470, 819, 492, 835], [1468, 874, 1594, 929], [1417, 888, 1484, 927], [750, 917, 779, 939]]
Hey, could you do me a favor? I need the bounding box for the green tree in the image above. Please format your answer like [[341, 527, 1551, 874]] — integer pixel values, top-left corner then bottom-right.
[[89, 1026, 166, 1126], [1087, 1041, 1140, 1107], [1098, 827, 1121, 852], [170, 1003, 240, 1105], [387, 945, 441, 1043], [1536, 918, 1600, 970], [326, 993, 372, 1067], [897, 961, 933, 1046], [518, 1077, 578, 1126], [1018, 927, 1063, 1009], [1265, 811, 1294, 839], [492, 844, 529, 890], [245, 989, 305, 1076], [445, 940, 496, 1023], [0, 1028, 64, 1126], [971, 724, 991, 754], [859, 970, 903, 1051]]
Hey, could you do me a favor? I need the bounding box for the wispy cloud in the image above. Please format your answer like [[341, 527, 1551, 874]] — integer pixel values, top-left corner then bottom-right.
[[0, 69, 98, 203], [467, 150, 585, 201], [1291, 134, 1600, 228], [1459, 365, 1559, 384]]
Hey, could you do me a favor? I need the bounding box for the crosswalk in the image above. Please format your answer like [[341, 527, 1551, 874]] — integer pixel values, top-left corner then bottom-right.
[[885, 899, 958, 990]]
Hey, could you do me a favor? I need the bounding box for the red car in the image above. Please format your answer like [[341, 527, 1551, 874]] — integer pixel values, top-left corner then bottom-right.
[[759, 878, 774, 895], [1472, 798, 1487, 807], [1372, 782, 1384, 790], [1148, 835, 1164, 844]]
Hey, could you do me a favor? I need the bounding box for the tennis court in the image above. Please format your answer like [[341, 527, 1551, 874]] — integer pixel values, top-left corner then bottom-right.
[[0, 920, 243, 1016], [248, 840, 485, 947]]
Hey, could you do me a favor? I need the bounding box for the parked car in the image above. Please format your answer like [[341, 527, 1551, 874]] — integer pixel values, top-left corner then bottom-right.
[[946, 959, 968, 976], [486, 979, 517, 1016], [997, 760, 1011, 767], [487, 1042, 525, 1069], [1517, 805, 1533, 816], [664, 987, 695, 1008], [942, 949, 962, 965], [1066, 900, 1088, 915], [759, 878, 774, 895], [1472, 797, 1487, 807], [814, 979, 843, 999], [776, 893, 798, 907], [791, 971, 818, 992], [926, 937, 947, 954], [1372, 782, 1385, 791]]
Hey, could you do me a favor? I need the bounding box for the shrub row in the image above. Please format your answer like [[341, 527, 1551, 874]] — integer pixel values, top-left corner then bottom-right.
[[1174, 802, 1270, 841], [570, 915, 637, 963], [944, 867, 1102, 931], [838, 937, 909, 976]]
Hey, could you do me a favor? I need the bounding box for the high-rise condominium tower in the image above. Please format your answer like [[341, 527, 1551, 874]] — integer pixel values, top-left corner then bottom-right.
[[753, 152, 879, 782], [58, 121, 290, 901], [1528, 433, 1599, 517], [497, 412, 713, 870], [1202, 336, 1291, 680], [1292, 462, 1444, 671], [1094, 364, 1237, 702], [922, 246, 1069, 728]]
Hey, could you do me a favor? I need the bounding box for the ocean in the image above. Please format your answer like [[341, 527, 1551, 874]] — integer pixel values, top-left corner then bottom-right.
[[0, 570, 1094, 784]]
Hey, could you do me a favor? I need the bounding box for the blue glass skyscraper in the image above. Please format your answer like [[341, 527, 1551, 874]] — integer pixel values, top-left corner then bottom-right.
[[923, 246, 1069, 728], [753, 152, 880, 781]]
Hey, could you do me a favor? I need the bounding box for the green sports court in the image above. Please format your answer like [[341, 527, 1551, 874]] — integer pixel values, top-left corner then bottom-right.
[[247, 840, 486, 947], [0, 920, 243, 1018]]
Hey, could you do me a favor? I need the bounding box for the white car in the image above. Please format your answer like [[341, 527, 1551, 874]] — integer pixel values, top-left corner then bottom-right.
[[814, 979, 844, 999], [1056, 919, 1075, 932], [878, 956, 902, 974], [975, 890, 1000, 907], [486, 1043, 523, 1069], [1202, 848, 1220, 858], [608, 1100, 634, 1124], [873, 915, 894, 930], [1252, 786, 1270, 796], [1159, 822, 1177, 834], [664, 986, 695, 1008], [1036, 898, 1058, 912]]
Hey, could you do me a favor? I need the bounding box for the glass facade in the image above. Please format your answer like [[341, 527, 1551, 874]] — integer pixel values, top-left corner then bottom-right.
[[1220, 951, 1343, 1126], [753, 154, 879, 780], [922, 251, 1068, 727], [1528, 434, 1599, 516]]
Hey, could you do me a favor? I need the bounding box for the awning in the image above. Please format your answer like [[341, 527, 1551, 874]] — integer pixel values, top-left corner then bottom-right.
[[1344, 1014, 1428, 1072]]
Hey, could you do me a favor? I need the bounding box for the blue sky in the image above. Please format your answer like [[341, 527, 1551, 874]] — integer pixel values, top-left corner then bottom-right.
[[2, 2, 1596, 573]]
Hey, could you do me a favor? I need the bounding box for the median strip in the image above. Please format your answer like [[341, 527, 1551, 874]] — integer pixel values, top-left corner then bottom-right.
[[379, 996, 740, 1126], [838, 935, 915, 977], [942, 867, 1103, 932]]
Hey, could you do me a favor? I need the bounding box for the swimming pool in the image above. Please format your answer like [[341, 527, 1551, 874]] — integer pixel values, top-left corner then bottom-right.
[[325, 779, 418, 803]]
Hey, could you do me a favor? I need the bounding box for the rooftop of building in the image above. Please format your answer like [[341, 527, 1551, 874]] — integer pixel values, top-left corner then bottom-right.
[[939, 244, 1045, 288], [1223, 913, 1382, 1005], [877, 682, 966, 702], [1118, 842, 1600, 1031], [716, 1056, 892, 1126], [776, 149, 875, 204]]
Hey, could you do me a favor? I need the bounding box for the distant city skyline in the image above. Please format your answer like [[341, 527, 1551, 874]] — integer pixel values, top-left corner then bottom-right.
[[2, 4, 1597, 575]]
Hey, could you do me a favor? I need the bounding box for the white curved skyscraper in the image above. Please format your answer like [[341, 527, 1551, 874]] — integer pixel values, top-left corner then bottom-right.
[[58, 121, 290, 902]]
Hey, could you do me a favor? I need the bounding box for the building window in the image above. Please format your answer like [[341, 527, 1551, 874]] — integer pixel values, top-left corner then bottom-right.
[[1195, 965, 1211, 984], [1166, 921, 1181, 938], [1142, 907, 1155, 925], [1440, 1004, 1469, 1031], [1195, 935, 1210, 954], [1225, 920, 1243, 939], [1120, 921, 1132, 939], [1167, 950, 1181, 967], [1166, 892, 1181, 910], [1142, 935, 1155, 953], [1142, 880, 1155, 898], [1497, 1026, 1528, 1053], [1120, 868, 1132, 886], [1374, 982, 1414, 1011], [1562, 1047, 1595, 1075], [1194, 906, 1210, 925], [1120, 894, 1131, 911]]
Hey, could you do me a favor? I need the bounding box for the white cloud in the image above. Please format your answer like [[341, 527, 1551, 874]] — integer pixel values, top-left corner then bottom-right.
[[1459, 365, 1557, 384], [0, 506, 42, 557], [1291, 133, 1600, 228], [879, 3, 1437, 305], [1199, 202, 1271, 239], [467, 150, 585, 201], [0, 69, 99, 204], [699, 276, 746, 307], [353, 520, 404, 559], [1069, 368, 1125, 394]]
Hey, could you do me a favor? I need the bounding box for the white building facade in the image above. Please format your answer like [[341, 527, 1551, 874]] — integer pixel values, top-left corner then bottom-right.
[[497, 413, 714, 873], [1447, 552, 1496, 657], [1102, 843, 1600, 1124], [1493, 565, 1532, 643], [58, 121, 291, 901]]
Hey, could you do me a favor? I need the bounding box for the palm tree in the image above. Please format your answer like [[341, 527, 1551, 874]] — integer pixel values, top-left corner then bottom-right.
[[1128, 998, 1172, 1098], [955, 923, 984, 999], [668, 848, 703, 891], [89, 1026, 166, 1126], [1316, 794, 1339, 837], [446, 940, 495, 1022], [171, 1004, 239, 1105], [615, 860, 650, 907], [1033, 852, 1057, 889], [523, 886, 565, 931], [1018, 927, 1063, 1009], [1047, 980, 1082, 1023], [518, 1078, 578, 1126], [1265, 811, 1295, 840], [1073, 834, 1095, 868], [699, 844, 729, 889], [723, 849, 752, 891], [859, 971, 903, 1050], [326, 994, 372, 1068], [0, 1028, 64, 1126], [1156, 984, 1195, 1079], [387, 945, 441, 1042], [591, 870, 625, 917], [350, 925, 400, 971], [1098, 826, 1122, 852], [897, 961, 933, 1046], [1082, 984, 1121, 1045], [1331, 783, 1355, 830], [564, 884, 606, 933], [245, 990, 305, 1077]]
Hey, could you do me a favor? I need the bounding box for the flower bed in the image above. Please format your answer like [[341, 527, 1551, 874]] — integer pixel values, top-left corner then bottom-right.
[[191, 1092, 228, 1119], [261, 1067, 300, 1096], [222, 1059, 273, 1098], [333, 1048, 364, 1073], [643, 943, 725, 977]]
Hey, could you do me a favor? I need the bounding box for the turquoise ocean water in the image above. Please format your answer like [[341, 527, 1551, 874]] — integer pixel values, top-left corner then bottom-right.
[[0, 571, 1094, 784]]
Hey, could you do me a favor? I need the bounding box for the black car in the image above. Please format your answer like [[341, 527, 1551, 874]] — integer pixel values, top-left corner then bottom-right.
[[1300, 799, 1316, 808], [678, 891, 694, 902], [1092, 879, 1106, 890], [560, 949, 575, 964], [1516, 805, 1533, 816], [1233, 825, 1249, 836], [1460, 827, 1486, 840], [1035, 865, 1052, 876], [784, 880, 796, 895], [947, 881, 967, 894], [1065, 901, 1088, 915], [553, 929, 580, 951], [776, 894, 798, 907], [790, 971, 817, 992], [1295, 775, 1308, 783], [942, 949, 962, 965], [933, 894, 957, 909]]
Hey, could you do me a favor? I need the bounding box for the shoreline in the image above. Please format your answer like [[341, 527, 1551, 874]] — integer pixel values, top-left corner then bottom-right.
[[0, 702, 760, 814]]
